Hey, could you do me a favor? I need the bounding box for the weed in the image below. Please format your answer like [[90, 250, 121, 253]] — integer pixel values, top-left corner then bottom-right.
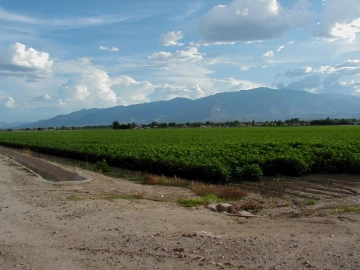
[[333, 206, 360, 213], [177, 197, 206, 207], [305, 198, 317, 206], [103, 194, 134, 200], [284, 199, 292, 207], [94, 159, 110, 173], [178, 194, 222, 207], [272, 175, 281, 183]]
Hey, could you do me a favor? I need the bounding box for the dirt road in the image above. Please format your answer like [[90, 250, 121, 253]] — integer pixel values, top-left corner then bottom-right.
[[0, 155, 359, 269]]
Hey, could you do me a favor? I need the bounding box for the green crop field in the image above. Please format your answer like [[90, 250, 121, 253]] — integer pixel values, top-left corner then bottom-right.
[[0, 126, 359, 182]]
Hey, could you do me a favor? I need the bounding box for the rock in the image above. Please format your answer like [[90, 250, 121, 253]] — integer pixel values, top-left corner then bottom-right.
[[216, 262, 224, 268], [207, 203, 218, 212], [195, 231, 222, 238], [216, 203, 236, 213], [237, 210, 255, 217], [304, 261, 315, 267]]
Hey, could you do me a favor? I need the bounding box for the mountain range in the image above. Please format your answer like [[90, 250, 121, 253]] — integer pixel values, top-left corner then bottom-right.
[[15, 88, 360, 128], [0, 121, 32, 129]]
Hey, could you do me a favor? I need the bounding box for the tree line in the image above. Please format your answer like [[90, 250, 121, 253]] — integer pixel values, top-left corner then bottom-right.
[[2, 117, 358, 132], [309, 117, 358, 126]]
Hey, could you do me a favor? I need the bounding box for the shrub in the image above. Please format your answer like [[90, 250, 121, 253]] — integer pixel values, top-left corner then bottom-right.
[[94, 159, 111, 173], [261, 162, 278, 176], [235, 164, 263, 181], [272, 156, 310, 176]]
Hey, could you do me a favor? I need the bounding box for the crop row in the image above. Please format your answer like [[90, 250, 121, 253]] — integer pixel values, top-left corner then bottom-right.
[[0, 126, 359, 182]]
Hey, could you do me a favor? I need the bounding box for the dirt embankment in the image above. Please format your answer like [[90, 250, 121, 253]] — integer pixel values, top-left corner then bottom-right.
[[0, 154, 359, 270]]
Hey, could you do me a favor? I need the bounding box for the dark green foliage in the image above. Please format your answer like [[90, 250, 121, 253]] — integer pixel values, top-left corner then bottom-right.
[[271, 156, 311, 176], [310, 117, 357, 126], [112, 121, 135, 129], [235, 164, 263, 181], [94, 159, 111, 173], [0, 126, 359, 183]]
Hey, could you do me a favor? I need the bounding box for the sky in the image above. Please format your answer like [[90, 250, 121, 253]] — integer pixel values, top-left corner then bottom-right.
[[0, 0, 360, 122]]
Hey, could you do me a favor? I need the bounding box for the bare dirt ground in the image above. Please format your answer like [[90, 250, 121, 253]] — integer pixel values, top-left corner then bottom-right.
[[0, 154, 359, 270]]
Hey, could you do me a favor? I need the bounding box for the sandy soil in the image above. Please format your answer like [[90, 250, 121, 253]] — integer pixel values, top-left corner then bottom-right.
[[0, 154, 359, 270]]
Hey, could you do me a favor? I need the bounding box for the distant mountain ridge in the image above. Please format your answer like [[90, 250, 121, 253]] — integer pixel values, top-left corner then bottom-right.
[[0, 121, 32, 129], [19, 88, 360, 128]]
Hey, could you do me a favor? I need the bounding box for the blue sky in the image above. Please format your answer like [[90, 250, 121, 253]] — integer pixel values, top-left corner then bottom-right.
[[0, 0, 359, 122]]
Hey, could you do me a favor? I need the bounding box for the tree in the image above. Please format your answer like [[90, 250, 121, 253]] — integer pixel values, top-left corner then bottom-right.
[[112, 121, 121, 129], [150, 121, 158, 127]]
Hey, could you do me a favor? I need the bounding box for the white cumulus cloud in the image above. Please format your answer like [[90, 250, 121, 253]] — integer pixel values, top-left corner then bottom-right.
[[336, 59, 360, 69], [111, 75, 155, 105], [313, 0, 360, 41], [0, 42, 53, 81], [73, 85, 90, 100], [279, 59, 360, 95], [212, 78, 266, 92], [313, 66, 336, 74], [284, 66, 313, 77], [4, 97, 16, 108], [159, 31, 184, 46], [57, 58, 117, 107], [311, 60, 360, 75], [34, 93, 52, 100], [147, 83, 205, 102], [56, 58, 156, 109], [99, 46, 119, 52], [277, 45, 285, 52], [149, 47, 204, 63], [199, 0, 314, 43], [263, 51, 274, 58]]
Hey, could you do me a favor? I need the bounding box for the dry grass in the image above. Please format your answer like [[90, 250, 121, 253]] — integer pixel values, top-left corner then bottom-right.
[[21, 148, 32, 156], [143, 174, 247, 200], [189, 182, 247, 200], [143, 175, 188, 187]]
